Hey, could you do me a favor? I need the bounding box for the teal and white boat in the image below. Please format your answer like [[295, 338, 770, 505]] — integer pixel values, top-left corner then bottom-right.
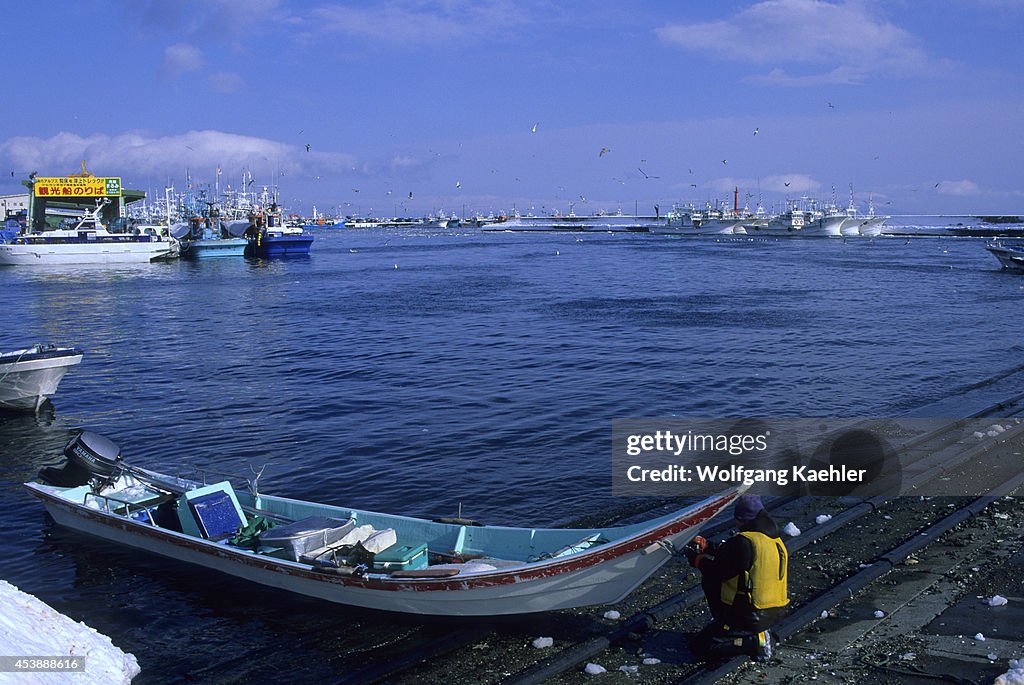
[[26, 431, 738, 616], [174, 216, 247, 259]]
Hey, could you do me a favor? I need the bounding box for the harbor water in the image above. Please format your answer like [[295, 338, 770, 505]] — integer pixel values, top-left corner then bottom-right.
[[0, 227, 1022, 682]]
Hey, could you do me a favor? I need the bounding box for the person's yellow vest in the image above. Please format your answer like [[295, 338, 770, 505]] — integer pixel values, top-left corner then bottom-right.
[[720, 531, 789, 610]]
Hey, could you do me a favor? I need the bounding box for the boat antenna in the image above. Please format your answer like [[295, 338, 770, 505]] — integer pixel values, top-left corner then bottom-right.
[[247, 464, 266, 499]]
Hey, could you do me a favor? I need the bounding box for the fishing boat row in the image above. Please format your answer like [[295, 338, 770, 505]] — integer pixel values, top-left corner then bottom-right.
[[25, 430, 739, 616], [481, 190, 888, 237], [0, 169, 314, 266]]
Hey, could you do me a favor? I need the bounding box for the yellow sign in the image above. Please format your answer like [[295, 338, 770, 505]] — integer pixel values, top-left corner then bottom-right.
[[33, 177, 122, 198]]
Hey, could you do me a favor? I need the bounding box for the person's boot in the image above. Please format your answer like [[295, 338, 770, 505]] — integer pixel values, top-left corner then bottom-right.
[[751, 630, 773, 662]]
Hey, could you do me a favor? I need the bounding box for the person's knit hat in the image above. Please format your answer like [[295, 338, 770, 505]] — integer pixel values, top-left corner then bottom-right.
[[734, 495, 764, 522]]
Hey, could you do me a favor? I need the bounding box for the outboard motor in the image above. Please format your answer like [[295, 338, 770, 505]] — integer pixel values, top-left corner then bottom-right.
[[39, 431, 123, 488]]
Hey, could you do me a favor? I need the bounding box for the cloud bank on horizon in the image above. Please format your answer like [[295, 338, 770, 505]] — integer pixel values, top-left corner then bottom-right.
[[0, 0, 1020, 216]]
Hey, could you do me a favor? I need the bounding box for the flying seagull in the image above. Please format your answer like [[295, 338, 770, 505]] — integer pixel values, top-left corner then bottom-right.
[[531, 123, 538, 133], [408, 191, 413, 199], [753, 127, 759, 136], [721, 159, 727, 165], [784, 181, 791, 187], [305, 144, 311, 152], [599, 147, 610, 157], [637, 167, 660, 179]]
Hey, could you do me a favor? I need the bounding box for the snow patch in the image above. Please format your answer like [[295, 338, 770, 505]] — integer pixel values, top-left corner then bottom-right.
[[0, 579, 140, 685]]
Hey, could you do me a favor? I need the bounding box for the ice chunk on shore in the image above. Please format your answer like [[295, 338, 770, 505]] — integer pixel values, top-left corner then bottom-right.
[[820, 610, 830, 619], [873, 610, 885, 618], [976, 632, 987, 641], [584, 663, 607, 675], [0, 579, 140, 685], [642, 657, 661, 665], [532, 637, 553, 648], [618, 665, 639, 675], [988, 595, 1009, 607], [996, 659, 1024, 685], [815, 514, 833, 525], [783, 522, 801, 537], [603, 610, 621, 621]]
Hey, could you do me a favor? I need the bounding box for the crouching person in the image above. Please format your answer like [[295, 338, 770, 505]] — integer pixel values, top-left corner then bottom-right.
[[684, 495, 789, 662]]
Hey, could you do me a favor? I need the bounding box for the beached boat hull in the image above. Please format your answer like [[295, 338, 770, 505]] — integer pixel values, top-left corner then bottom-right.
[[25, 465, 735, 616], [0, 240, 174, 265], [0, 347, 83, 410]]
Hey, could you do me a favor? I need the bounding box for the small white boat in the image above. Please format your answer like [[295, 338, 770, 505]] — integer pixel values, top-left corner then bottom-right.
[[27, 431, 738, 617], [986, 242, 1024, 273], [0, 345, 83, 411]]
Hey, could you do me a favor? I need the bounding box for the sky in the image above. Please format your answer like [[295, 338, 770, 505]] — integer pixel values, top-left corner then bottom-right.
[[1, 0, 1022, 218]]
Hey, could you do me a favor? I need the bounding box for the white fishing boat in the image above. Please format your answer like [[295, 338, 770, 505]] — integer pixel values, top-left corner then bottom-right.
[[27, 431, 738, 617], [0, 201, 176, 265], [839, 188, 888, 237], [986, 242, 1024, 273], [651, 191, 757, 236], [651, 207, 748, 235], [0, 345, 83, 411]]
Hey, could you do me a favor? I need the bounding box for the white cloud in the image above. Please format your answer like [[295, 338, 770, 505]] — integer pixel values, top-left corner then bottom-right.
[[656, 0, 934, 85], [160, 43, 204, 78], [208, 71, 245, 93], [307, 1, 527, 44], [0, 130, 357, 187], [937, 179, 981, 196], [697, 174, 822, 196]]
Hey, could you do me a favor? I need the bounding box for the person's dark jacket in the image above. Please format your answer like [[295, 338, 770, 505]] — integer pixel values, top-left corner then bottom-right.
[[696, 510, 788, 633]]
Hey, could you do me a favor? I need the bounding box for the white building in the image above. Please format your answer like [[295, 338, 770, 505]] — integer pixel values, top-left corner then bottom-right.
[[0, 192, 29, 218]]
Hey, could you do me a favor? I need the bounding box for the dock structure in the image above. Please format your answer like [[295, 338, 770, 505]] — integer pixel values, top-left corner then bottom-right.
[[164, 378, 1024, 684]]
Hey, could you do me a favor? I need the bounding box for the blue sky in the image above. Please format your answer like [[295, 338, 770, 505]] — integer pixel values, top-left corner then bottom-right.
[[1, 0, 1022, 217]]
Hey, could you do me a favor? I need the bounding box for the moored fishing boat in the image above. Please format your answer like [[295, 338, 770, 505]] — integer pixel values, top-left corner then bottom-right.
[[0, 201, 176, 265], [176, 215, 247, 259], [0, 169, 178, 265], [0, 345, 83, 411], [245, 205, 314, 258], [26, 431, 739, 617]]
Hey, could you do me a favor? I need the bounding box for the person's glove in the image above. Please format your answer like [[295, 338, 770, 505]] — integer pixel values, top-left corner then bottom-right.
[[683, 536, 707, 567]]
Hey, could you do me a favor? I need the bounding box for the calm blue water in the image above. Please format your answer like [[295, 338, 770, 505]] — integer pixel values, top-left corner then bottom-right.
[[0, 228, 1022, 681]]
